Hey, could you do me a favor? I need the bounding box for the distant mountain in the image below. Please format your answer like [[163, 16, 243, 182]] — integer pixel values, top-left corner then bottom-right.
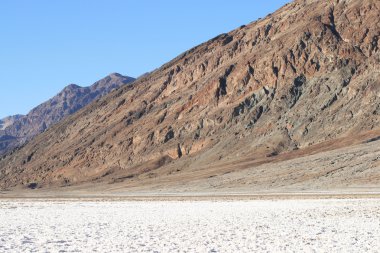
[[0, 73, 135, 155], [0, 115, 23, 131]]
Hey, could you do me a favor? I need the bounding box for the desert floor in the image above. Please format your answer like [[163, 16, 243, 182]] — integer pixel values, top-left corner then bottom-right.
[[1, 199, 380, 252]]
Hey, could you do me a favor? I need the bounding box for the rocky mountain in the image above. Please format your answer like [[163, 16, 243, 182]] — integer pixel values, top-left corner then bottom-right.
[[0, 115, 24, 131], [0, 0, 379, 191], [0, 73, 135, 156]]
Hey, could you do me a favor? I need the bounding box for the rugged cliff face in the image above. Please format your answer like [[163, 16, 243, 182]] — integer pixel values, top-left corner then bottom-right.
[[0, 73, 135, 156], [0, 0, 379, 190]]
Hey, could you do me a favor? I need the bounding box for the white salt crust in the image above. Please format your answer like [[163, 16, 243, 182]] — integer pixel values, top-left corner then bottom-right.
[[0, 199, 379, 252]]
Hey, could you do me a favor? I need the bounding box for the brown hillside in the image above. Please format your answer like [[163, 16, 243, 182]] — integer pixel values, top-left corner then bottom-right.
[[0, 0, 379, 191]]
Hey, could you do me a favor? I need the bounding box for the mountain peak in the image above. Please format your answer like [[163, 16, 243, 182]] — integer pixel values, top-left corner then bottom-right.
[[0, 73, 135, 155], [62, 83, 82, 92], [109, 72, 123, 78], [0, 115, 24, 131], [66, 83, 81, 88]]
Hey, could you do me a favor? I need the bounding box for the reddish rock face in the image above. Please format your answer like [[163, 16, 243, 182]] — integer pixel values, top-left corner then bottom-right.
[[0, 0, 379, 189]]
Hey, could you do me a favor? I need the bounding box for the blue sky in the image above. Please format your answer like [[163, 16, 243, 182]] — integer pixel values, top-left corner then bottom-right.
[[0, 0, 290, 118]]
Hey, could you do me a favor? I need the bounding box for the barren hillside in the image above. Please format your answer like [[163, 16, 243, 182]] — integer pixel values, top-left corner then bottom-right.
[[0, 0, 379, 191]]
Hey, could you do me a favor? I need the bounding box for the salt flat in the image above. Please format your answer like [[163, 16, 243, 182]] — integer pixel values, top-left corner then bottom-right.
[[0, 199, 379, 252]]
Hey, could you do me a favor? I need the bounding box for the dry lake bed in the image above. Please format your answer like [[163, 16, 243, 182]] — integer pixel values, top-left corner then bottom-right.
[[0, 199, 379, 252]]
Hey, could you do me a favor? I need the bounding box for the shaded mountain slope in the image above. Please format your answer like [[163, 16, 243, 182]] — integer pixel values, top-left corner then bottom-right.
[[0, 0, 379, 190], [0, 73, 135, 155]]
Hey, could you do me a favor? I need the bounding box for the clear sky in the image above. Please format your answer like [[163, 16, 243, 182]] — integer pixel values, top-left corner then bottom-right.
[[0, 0, 290, 119]]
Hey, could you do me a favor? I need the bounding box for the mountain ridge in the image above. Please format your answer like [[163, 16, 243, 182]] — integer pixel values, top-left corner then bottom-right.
[[0, 0, 379, 191], [0, 73, 135, 156]]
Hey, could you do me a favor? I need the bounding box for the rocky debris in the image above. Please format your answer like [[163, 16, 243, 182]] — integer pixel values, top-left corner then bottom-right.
[[0, 0, 380, 190]]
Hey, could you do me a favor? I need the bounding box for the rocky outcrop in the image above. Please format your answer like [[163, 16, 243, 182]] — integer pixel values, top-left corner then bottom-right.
[[0, 0, 379, 189], [0, 73, 135, 155], [0, 115, 23, 131]]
